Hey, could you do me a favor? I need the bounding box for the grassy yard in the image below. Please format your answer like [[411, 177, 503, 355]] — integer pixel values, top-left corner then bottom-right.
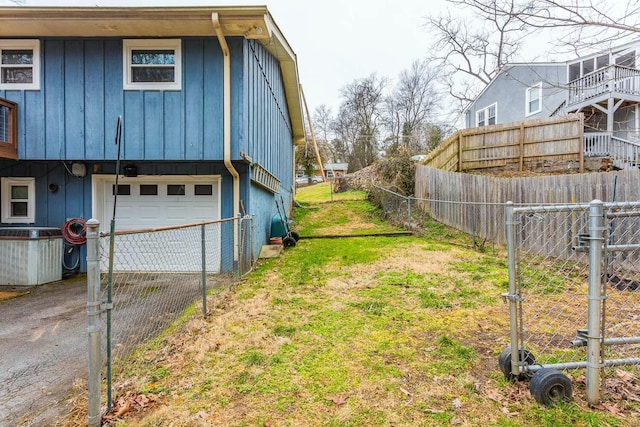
[[92, 183, 633, 426]]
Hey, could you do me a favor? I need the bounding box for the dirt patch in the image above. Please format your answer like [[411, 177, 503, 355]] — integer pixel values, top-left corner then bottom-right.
[[0, 285, 31, 302]]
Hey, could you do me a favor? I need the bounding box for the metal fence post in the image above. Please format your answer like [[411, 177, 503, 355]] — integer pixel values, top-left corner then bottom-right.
[[587, 199, 604, 405], [201, 224, 207, 319], [504, 202, 522, 377], [407, 197, 412, 230], [86, 219, 102, 427], [237, 213, 242, 279]]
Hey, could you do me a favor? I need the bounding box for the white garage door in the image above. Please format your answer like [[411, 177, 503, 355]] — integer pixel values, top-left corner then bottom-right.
[[93, 175, 222, 272]]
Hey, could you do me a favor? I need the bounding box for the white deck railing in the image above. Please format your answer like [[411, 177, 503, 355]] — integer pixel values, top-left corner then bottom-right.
[[584, 132, 612, 157], [568, 65, 640, 106], [584, 132, 640, 167]]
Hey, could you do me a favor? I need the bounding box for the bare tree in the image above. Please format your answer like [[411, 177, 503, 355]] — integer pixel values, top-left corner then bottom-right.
[[450, 0, 640, 51], [312, 105, 333, 144], [425, 2, 528, 111], [384, 59, 441, 154], [334, 74, 386, 172], [311, 104, 339, 163]]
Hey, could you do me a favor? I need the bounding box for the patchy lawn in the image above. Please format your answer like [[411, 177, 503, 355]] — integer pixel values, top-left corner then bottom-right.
[[68, 183, 636, 426]]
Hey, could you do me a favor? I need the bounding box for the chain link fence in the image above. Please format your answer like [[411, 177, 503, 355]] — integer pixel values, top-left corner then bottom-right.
[[366, 182, 640, 405], [86, 215, 254, 424], [503, 201, 640, 405], [368, 182, 505, 250]]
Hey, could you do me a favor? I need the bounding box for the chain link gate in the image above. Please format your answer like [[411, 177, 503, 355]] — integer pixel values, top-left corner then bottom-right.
[[503, 200, 640, 405]]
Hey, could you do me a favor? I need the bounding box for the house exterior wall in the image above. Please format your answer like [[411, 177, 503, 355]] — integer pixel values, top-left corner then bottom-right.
[[0, 37, 256, 161], [465, 64, 567, 128], [0, 34, 297, 269], [242, 39, 295, 253]]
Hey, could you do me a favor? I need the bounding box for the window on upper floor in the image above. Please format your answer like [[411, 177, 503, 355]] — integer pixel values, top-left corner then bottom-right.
[[0, 40, 40, 90], [476, 103, 497, 127], [569, 53, 620, 82], [1, 177, 35, 223], [526, 83, 542, 116], [123, 39, 182, 90], [615, 51, 636, 68]]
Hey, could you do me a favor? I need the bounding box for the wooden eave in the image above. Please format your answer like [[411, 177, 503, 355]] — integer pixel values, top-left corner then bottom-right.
[[0, 5, 304, 143]]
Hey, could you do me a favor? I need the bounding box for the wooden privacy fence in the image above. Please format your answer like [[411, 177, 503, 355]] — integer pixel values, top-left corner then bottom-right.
[[423, 114, 584, 173], [414, 166, 640, 245]]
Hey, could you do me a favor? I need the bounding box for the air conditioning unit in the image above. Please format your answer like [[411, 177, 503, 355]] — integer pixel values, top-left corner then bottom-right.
[[0, 227, 63, 286]]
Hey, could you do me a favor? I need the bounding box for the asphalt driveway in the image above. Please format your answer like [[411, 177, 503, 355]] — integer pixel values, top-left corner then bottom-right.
[[0, 277, 87, 426]]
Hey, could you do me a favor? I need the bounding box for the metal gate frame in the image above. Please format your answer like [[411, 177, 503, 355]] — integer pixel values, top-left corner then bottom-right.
[[504, 199, 640, 405]]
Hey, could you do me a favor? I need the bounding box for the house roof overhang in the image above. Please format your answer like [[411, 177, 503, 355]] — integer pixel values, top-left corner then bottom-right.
[[0, 5, 305, 144]]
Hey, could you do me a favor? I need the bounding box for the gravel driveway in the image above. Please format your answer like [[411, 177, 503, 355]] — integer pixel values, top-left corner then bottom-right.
[[0, 277, 87, 427]]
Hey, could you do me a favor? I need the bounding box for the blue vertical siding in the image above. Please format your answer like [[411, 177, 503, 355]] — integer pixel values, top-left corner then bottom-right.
[[243, 39, 293, 178], [24, 91, 45, 159], [240, 39, 296, 256], [84, 41, 106, 159], [143, 92, 164, 159], [44, 40, 64, 159], [7, 37, 243, 161], [184, 39, 205, 159], [64, 40, 85, 159], [163, 92, 184, 159], [203, 39, 224, 159], [104, 40, 124, 160], [123, 91, 144, 159]]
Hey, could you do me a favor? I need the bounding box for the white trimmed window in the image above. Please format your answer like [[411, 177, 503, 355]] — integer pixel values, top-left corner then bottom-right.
[[526, 83, 542, 116], [1, 177, 35, 223], [0, 40, 40, 90], [476, 103, 497, 127], [123, 39, 182, 90]]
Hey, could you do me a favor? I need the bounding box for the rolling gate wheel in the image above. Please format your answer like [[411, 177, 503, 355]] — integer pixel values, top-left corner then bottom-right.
[[498, 347, 572, 406]]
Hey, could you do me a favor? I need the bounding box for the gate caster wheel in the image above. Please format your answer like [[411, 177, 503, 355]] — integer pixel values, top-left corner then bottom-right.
[[529, 368, 572, 406], [498, 347, 535, 380], [282, 236, 297, 248]]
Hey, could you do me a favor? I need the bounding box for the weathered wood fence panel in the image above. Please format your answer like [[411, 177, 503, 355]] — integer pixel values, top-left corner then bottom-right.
[[415, 166, 640, 246], [423, 114, 584, 173]]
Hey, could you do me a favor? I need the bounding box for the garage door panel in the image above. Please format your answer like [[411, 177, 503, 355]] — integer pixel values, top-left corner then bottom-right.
[[97, 176, 221, 272]]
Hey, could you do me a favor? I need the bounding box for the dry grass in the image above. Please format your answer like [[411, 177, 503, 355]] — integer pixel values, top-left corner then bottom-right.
[[61, 187, 639, 427]]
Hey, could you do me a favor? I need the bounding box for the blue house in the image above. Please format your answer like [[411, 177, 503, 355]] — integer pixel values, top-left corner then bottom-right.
[[0, 5, 305, 272]]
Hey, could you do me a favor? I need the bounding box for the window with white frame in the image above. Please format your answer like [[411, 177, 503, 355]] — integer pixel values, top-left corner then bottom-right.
[[0, 40, 40, 90], [476, 103, 497, 127], [123, 39, 182, 90], [1, 177, 35, 223], [526, 83, 542, 116]]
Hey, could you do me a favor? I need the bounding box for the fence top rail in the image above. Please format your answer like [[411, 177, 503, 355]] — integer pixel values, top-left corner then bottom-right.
[[512, 200, 640, 214], [100, 217, 237, 237]]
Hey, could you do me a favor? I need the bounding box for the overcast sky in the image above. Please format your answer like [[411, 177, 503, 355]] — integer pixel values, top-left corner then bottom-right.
[[0, 0, 461, 115]]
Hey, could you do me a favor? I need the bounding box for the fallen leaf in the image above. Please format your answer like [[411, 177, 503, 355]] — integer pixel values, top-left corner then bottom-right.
[[135, 394, 150, 407], [501, 406, 519, 417], [602, 403, 623, 415], [399, 387, 412, 396], [114, 400, 131, 417], [452, 398, 462, 409], [485, 389, 503, 403], [617, 370, 636, 383], [326, 395, 349, 406]]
